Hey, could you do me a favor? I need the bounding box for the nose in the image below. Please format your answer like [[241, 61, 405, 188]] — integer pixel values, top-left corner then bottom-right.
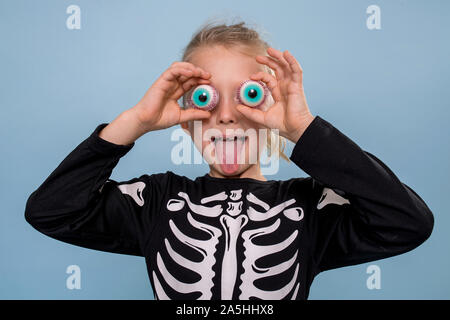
[[216, 96, 239, 125]]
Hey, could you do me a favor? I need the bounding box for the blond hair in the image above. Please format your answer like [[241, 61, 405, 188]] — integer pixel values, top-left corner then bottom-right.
[[179, 18, 290, 163]]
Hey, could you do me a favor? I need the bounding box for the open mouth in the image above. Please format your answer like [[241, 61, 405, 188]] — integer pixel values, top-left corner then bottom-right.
[[209, 134, 248, 174]]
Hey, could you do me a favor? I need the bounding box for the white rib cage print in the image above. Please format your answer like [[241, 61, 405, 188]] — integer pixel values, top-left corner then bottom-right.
[[117, 182, 349, 300]]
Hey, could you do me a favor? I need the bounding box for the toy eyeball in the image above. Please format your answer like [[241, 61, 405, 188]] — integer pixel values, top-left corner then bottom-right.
[[185, 84, 219, 111], [236, 80, 268, 108]]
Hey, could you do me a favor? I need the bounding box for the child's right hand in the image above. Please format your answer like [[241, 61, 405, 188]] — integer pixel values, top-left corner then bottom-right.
[[133, 62, 212, 133]]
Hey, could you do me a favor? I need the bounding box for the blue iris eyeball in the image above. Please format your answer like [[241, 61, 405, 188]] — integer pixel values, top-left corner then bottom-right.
[[237, 80, 268, 108], [187, 85, 219, 111]]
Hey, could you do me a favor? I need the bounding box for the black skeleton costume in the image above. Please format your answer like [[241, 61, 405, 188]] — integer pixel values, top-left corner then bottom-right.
[[25, 115, 434, 300]]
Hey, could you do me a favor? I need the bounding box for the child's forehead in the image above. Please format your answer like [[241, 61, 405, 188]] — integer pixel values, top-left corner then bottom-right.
[[189, 46, 266, 78]]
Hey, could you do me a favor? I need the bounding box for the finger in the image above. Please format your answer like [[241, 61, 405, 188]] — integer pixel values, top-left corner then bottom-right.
[[266, 47, 292, 77], [164, 67, 210, 90], [171, 61, 205, 71], [177, 70, 208, 83], [249, 72, 283, 102], [163, 67, 194, 82], [178, 66, 209, 80], [173, 77, 210, 100], [171, 62, 211, 78], [283, 50, 303, 83], [179, 108, 211, 123], [235, 104, 266, 127], [255, 55, 285, 80]]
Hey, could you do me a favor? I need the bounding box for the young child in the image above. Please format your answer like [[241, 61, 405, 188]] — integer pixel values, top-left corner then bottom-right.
[[25, 21, 434, 300]]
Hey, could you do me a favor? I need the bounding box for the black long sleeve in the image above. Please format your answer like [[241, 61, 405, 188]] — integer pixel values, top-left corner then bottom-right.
[[289, 115, 434, 274], [24, 123, 165, 256], [24, 116, 434, 299]]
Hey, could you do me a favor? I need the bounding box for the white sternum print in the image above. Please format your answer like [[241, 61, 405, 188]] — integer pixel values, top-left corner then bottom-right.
[[220, 215, 248, 299], [158, 188, 303, 300]]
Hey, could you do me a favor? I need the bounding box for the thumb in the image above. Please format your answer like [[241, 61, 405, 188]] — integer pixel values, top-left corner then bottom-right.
[[236, 104, 266, 126], [179, 108, 211, 123]]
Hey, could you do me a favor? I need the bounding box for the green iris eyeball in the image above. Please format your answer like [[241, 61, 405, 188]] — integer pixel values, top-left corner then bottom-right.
[[238, 80, 267, 108], [188, 84, 219, 111]]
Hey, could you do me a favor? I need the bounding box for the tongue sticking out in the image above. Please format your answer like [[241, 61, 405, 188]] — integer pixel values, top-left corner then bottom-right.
[[214, 138, 245, 174]]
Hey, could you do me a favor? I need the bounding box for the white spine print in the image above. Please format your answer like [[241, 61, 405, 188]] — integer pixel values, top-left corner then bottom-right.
[[227, 201, 243, 216], [230, 189, 242, 201]]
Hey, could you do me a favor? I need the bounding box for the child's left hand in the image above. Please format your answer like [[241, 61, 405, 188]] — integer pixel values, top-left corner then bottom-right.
[[236, 47, 315, 144]]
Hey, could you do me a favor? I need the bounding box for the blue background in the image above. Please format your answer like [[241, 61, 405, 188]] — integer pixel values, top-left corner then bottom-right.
[[1, 0, 449, 299]]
